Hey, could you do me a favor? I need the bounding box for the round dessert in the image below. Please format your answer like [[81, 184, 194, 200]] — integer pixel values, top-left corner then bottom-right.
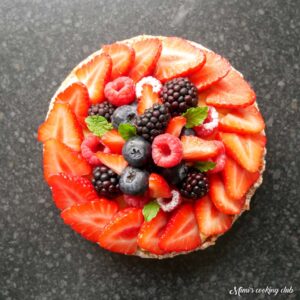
[[38, 35, 266, 258]]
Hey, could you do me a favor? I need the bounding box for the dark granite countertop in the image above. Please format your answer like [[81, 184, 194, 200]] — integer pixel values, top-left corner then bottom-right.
[[1, 0, 299, 299]]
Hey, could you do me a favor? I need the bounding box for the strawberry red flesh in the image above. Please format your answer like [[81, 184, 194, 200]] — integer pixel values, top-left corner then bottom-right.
[[148, 173, 172, 199]]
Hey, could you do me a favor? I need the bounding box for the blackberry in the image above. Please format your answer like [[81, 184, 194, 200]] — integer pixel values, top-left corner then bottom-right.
[[88, 101, 115, 122], [179, 169, 209, 199], [161, 77, 198, 116], [92, 166, 121, 198], [136, 104, 171, 142]]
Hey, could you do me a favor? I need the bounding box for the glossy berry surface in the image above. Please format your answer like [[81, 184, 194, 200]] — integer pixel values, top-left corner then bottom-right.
[[111, 105, 137, 129], [161, 162, 188, 186], [88, 101, 115, 122], [180, 127, 196, 136]]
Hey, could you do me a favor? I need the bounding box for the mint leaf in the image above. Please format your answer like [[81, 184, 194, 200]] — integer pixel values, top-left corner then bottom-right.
[[182, 107, 208, 128], [85, 116, 113, 137], [118, 123, 137, 140], [194, 161, 216, 172], [142, 201, 160, 222]]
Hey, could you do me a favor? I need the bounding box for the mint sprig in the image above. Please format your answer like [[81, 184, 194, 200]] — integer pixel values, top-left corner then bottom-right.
[[142, 201, 160, 222], [182, 107, 208, 128], [118, 123, 137, 140], [85, 116, 113, 137], [194, 161, 216, 172]]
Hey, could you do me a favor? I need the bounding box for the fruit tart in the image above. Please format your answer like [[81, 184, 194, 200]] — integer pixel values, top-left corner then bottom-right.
[[37, 35, 266, 258]]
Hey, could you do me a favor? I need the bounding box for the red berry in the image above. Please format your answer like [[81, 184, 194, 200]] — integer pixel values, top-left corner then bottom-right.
[[124, 192, 150, 208], [207, 141, 226, 174], [104, 76, 135, 106], [152, 133, 183, 168], [194, 106, 219, 138], [157, 190, 182, 212]]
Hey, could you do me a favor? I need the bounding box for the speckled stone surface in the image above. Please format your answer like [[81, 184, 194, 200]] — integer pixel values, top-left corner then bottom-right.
[[0, 0, 299, 299]]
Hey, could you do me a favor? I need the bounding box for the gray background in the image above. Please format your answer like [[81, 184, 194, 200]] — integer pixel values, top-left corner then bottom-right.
[[0, 0, 299, 299]]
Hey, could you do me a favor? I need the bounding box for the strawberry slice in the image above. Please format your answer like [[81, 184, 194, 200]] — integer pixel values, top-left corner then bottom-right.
[[48, 173, 99, 210], [166, 116, 187, 137], [98, 208, 144, 254], [181, 135, 220, 161], [128, 38, 162, 83], [209, 173, 245, 215], [43, 139, 91, 182], [137, 210, 168, 255], [219, 105, 265, 134], [195, 195, 233, 236], [219, 132, 266, 172], [159, 204, 201, 252], [154, 37, 206, 82], [189, 50, 231, 91], [149, 173, 172, 198], [61, 199, 118, 242], [100, 129, 125, 154], [55, 82, 90, 128], [75, 53, 112, 104], [223, 156, 260, 200], [38, 103, 83, 151], [96, 152, 128, 175], [102, 43, 135, 80], [137, 84, 162, 115]]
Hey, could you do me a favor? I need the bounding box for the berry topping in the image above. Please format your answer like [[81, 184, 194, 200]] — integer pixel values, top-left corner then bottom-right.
[[195, 196, 233, 236], [98, 207, 144, 254], [81, 134, 105, 165], [38, 103, 83, 152], [124, 192, 150, 208], [154, 37, 206, 82], [137, 84, 162, 115], [128, 38, 162, 83], [88, 101, 115, 122], [136, 104, 171, 142], [194, 106, 219, 138], [102, 43, 135, 80], [111, 105, 137, 129], [61, 199, 119, 242], [180, 128, 196, 136], [135, 76, 162, 98], [75, 53, 112, 104], [48, 173, 99, 211], [92, 165, 121, 198], [166, 116, 187, 137], [119, 166, 149, 196], [207, 152, 226, 175], [161, 77, 198, 116], [104, 76, 135, 106], [122, 136, 151, 167], [101, 129, 125, 154], [189, 50, 231, 91], [159, 203, 201, 252], [152, 133, 183, 168], [148, 173, 172, 199], [55, 82, 90, 128], [95, 152, 128, 175], [161, 162, 188, 186], [157, 190, 182, 212]]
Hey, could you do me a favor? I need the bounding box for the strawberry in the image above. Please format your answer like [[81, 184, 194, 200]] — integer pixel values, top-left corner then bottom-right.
[[219, 105, 265, 134], [48, 173, 99, 210], [204, 69, 256, 108], [128, 38, 162, 83], [100, 129, 125, 154], [102, 43, 135, 80], [55, 82, 90, 128], [75, 53, 112, 104], [166, 116, 187, 137], [98, 207, 144, 254], [181, 135, 221, 161], [159, 204, 201, 252], [154, 37, 206, 82], [96, 152, 128, 175], [137, 210, 168, 255], [189, 50, 231, 91], [137, 84, 162, 115], [149, 173, 172, 199], [195, 195, 233, 236], [219, 132, 266, 172], [38, 103, 83, 151], [209, 173, 245, 215], [222, 156, 260, 200], [43, 139, 92, 182], [61, 199, 118, 242]]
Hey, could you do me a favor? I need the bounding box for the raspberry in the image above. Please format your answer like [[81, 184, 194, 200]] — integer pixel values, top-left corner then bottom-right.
[[135, 76, 162, 98], [152, 133, 183, 168], [123, 192, 150, 208], [157, 190, 182, 212], [104, 76, 135, 106], [207, 141, 226, 174], [194, 106, 219, 137]]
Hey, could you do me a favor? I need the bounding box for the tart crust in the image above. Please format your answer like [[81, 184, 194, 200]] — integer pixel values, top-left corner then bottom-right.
[[46, 35, 266, 259]]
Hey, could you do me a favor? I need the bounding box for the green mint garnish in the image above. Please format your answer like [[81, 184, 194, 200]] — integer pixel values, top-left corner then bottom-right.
[[85, 116, 113, 137], [182, 107, 208, 128], [142, 201, 160, 222], [118, 123, 137, 141], [194, 161, 216, 172]]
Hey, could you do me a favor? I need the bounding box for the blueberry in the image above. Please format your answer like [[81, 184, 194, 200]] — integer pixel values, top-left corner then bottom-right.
[[122, 136, 151, 167], [111, 105, 137, 129], [161, 162, 188, 186], [119, 167, 149, 195], [181, 128, 196, 136]]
